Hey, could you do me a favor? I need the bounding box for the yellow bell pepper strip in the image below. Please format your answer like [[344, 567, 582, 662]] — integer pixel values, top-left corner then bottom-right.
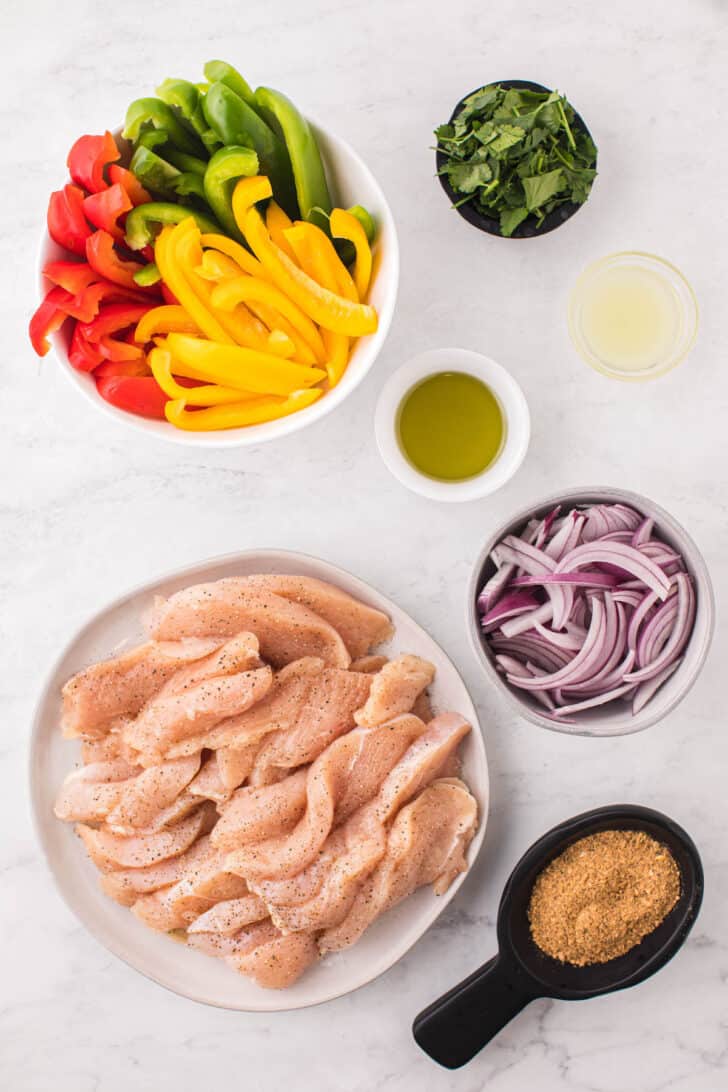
[[285, 223, 351, 386], [210, 276, 326, 363], [199, 232, 264, 278], [266, 201, 298, 263], [266, 329, 297, 358], [166, 388, 323, 431], [149, 347, 250, 406], [330, 208, 372, 300], [284, 221, 357, 301], [232, 174, 276, 220], [241, 203, 378, 336], [155, 223, 234, 344], [164, 333, 326, 395], [135, 305, 200, 343], [243, 300, 317, 366], [195, 250, 244, 282]]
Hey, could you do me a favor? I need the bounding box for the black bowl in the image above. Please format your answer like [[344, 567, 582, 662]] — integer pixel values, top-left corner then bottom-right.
[[435, 79, 596, 239], [413, 804, 703, 1068]]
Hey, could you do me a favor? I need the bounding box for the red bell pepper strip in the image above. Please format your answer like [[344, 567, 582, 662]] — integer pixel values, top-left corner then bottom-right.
[[96, 374, 168, 418], [83, 183, 133, 240], [86, 231, 150, 291], [42, 260, 97, 295], [161, 283, 179, 306], [78, 303, 153, 343], [47, 185, 93, 257], [98, 334, 145, 362], [69, 322, 105, 372], [67, 131, 120, 194], [108, 165, 152, 206], [29, 286, 74, 356], [95, 357, 151, 378], [66, 279, 151, 321]]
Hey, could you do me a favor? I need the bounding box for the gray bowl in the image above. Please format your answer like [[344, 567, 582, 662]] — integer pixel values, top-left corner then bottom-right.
[[467, 487, 715, 737]]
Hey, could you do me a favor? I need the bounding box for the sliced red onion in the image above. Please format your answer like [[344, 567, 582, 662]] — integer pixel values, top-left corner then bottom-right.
[[479, 500, 696, 720]]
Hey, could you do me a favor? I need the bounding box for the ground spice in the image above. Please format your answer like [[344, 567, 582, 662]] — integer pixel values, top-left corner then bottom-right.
[[528, 829, 681, 966]]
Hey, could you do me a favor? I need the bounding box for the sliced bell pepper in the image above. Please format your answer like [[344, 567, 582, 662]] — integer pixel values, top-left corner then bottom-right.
[[135, 305, 201, 343], [96, 374, 168, 418], [108, 165, 152, 206], [347, 205, 376, 243], [67, 279, 152, 322], [150, 347, 248, 405], [95, 357, 151, 378], [128, 145, 183, 201], [155, 223, 233, 344], [244, 300, 317, 365], [133, 262, 162, 287], [203, 60, 256, 107], [42, 260, 97, 296], [69, 322, 105, 372], [253, 87, 331, 228], [165, 387, 322, 431], [165, 150, 208, 176], [330, 208, 372, 300], [83, 183, 133, 241], [211, 275, 325, 362], [265, 329, 297, 359], [29, 286, 73, 356], [284, 220, 357, 300], [47, 185, 93, 257], [202, 145, 259, 241], [203, 82, 297, 217], [98, 334, 145, 362], [86, 231, 150, 291], [266, 201, 297, 262], [123, 98, 205, 157], [161, 283, 179, 306], [125, 202, 220, 251], [195, 250, 243, 281], [156, 79, 215, 147], [67, 131, 120, 194], [199, 232, 263, 277], [78, 303, 154, 343], [234, 184, 378, 336], [164, 332, 325, 395]]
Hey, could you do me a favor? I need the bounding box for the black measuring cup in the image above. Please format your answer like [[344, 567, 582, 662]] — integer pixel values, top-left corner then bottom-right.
[[413, 804, 703, 1069]]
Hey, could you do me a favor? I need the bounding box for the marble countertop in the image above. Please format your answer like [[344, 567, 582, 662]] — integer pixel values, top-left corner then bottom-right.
[[2, 0, 727, 1088]]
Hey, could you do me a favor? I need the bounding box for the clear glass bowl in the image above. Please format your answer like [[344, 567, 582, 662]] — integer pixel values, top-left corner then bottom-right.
[[568, 252, 698, 381]]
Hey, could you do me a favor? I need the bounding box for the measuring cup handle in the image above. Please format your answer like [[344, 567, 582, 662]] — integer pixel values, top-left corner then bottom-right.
[[412, 954, 536, 1068]]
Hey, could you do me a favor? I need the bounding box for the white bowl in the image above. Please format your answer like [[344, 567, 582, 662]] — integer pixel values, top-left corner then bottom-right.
[[30, 549, 488, 1011], [374, 347, 530, 501], [467, 487, 715, 737], [37, 122, 399, 447]]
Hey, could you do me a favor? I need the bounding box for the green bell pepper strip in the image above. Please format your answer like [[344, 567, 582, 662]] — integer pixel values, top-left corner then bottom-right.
[[347, 205, 376, 244], [203, 60, 255, 107], [125, 203, 221, 251], [254, 86, 332, 230], [123, 98, 205, 157], [203, 82, 298, 217], [171, 172, 208, 202], [203, 146, 260, 241], [136, 130, 207, 176], [164, 150, 208, 176], [133, 262, 162, 287], [138, 128, 170, 151], [129, 145, 183, 199], [156, 78, 221, 155]]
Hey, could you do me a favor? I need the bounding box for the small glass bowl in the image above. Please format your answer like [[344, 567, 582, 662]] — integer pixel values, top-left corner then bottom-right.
[[568, 251, 698, 381]]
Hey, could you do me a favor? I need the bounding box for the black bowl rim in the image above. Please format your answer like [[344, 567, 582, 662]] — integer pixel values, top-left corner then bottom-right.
[[435, 79, 596, 239], [497, 803, 704, 1000]]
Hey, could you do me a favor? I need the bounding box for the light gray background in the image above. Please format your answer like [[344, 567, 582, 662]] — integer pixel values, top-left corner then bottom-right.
[[2, 1, 726, 1089]]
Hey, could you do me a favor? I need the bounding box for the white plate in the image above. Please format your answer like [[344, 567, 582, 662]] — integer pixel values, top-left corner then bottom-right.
[[30, 550, 489, 1011]]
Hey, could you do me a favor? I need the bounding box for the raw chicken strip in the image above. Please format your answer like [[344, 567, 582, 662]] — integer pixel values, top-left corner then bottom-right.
[[156, 632, 261, 698], [187, 895, 268, 936], [188, 919, 279, 958], [76, 805, 212, 872], [105, 754, 201, 829], [257, 714, 471, 932], [320, 779, 478, 953], [354, 654, 435, 728], [350, 655, 389, 674], [80, 727, 125, 764], [132, 846, 249, 931], [249, 667, 372, 782], [212, 769, 310, 852], [148, 583, 350, 669], [54, 759, 140, 823], [100, 834, 213, 906], [123, 666, 273, 763], [236, 575, 393, 658], [61, 638, 221, 737], [216, 744, 259, 790], [188, 753, 232, 804], [225, 715, 425, 881], [227, 930, 319, 989], [165, 658, 324, 758], [411, 690, 434, 723]]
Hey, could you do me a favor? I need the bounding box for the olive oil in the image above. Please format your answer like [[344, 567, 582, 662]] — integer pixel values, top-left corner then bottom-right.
[[397, 371, 505, 482]]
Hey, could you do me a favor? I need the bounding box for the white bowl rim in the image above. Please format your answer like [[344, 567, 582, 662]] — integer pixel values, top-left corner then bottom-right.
[[29, 547, 488, 1011], [374, 347, 530, 501], [466, 486, 715, 737], [37, 119, 400, 448]]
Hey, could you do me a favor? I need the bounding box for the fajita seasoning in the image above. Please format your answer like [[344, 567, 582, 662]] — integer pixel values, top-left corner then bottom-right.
[[528, 829, 681, 966]]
